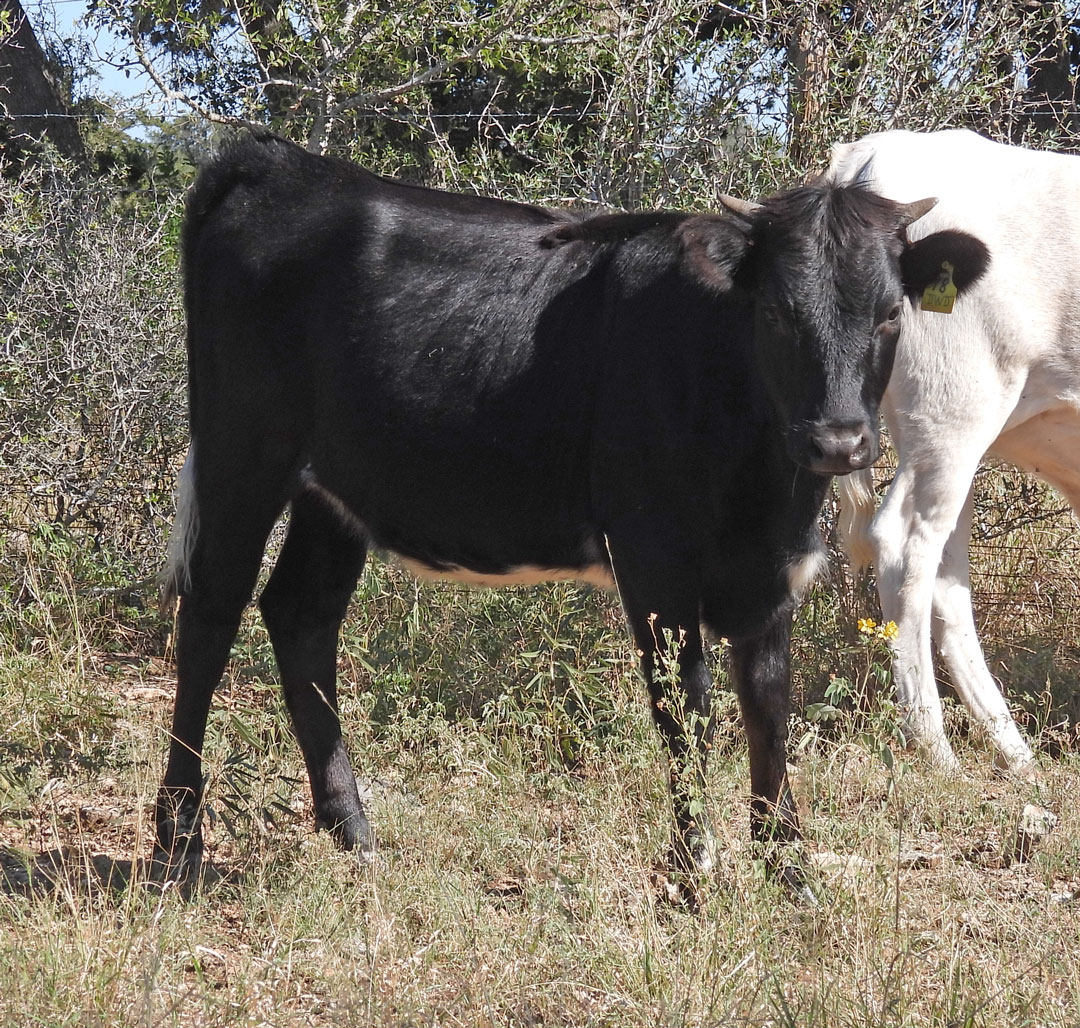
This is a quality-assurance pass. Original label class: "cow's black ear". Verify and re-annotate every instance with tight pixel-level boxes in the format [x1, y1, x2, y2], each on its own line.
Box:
[678, 215, 753, 292]
[901, 229, 991, 295]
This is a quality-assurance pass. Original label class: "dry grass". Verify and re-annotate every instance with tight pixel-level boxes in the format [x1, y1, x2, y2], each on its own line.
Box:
[2, 558, 1079, 1027]
[968, 464, 1080, 737]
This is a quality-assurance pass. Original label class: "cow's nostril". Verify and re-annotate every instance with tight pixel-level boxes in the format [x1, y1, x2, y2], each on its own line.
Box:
[802, 423, 874, 473]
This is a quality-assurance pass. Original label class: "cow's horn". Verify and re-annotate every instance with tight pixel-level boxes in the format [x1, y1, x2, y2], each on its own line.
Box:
[897, 196, 938, 225]
[719, 194, 764, 218]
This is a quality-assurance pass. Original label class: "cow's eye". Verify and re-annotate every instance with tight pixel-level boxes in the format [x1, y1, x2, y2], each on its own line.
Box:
[761, 306, 784, 328]
[886, 303, 902, 323]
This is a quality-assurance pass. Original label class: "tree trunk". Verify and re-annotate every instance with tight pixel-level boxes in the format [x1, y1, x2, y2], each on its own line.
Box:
[0, 0, 86, 165]
[788, 4, 833, 168]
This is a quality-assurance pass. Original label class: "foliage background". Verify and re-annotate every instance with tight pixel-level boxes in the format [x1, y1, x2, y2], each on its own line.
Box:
[5, 0, 1080, 705]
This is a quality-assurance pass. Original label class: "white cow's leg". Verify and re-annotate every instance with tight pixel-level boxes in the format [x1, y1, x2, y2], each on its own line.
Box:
[873, 316, 1026, 770]
[930, 489, 1035, 772]
[871, 454, 993, 771]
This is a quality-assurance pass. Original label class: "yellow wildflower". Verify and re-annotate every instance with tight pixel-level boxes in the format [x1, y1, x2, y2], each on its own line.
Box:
[857, 617, 877, 635]
[876, 620, 899, 640]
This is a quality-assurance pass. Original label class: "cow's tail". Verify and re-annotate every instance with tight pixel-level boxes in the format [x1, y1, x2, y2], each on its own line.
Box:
[160, 443, 199, 616]
[159, 138, 234, 618]
[837, 467, 877, 573]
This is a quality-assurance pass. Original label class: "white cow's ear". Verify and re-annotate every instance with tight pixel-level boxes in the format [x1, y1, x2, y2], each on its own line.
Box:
[901, 229, 991, 295]
[897, 197, 938, 226]
[677, 215, 753, 293]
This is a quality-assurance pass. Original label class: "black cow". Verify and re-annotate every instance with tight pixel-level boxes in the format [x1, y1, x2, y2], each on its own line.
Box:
[155, 131, 989, 885]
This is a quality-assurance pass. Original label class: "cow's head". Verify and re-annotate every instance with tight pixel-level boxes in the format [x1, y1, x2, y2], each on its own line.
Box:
[679, 185, 990, 475]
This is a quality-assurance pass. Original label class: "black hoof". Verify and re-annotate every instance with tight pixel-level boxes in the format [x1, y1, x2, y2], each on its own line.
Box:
[652, 826, 719, 910]
[651, 867, 704, 910]
[321, 806, 376, 862]
[153, 787, 204, 887]
[149, 832, 203, 890]
[749, 827, 821, 905]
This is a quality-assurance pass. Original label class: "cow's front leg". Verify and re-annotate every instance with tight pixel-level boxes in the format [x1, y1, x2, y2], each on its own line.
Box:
[729, 602, 804, 885]
[606, 536, 714, 874]
[640, 618, 716, 874]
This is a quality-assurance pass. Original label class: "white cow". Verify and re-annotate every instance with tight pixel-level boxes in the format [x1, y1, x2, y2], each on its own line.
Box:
[827, 129, 1080, 774]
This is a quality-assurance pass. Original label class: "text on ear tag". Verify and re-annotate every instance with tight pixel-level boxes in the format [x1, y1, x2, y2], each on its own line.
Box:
[921, 260, 957, 314]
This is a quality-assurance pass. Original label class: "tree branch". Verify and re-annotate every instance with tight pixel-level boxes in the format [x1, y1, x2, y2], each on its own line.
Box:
[129, 20, 257, 129]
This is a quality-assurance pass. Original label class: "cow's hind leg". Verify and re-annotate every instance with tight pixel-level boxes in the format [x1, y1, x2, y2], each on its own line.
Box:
[984, 411, 1080, 771]
[258, 490, 372, 856]
[155, 459, 291, 882]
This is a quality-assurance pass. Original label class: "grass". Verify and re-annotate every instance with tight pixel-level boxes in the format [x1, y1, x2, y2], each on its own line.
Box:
[968, 465, 1080, 740]
[2, 554, 1079, 1027]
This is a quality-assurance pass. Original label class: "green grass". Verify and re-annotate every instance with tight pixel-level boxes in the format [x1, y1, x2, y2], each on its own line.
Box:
[2, 558, 1079, 1027]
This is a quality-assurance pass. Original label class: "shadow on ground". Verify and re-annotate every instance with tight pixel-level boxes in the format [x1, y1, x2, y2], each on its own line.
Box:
[0, 845, 236, 898]
[1, 845, 134, 896]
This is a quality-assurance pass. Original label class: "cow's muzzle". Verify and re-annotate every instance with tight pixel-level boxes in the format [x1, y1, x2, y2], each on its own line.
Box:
[794, 420, 877, 475]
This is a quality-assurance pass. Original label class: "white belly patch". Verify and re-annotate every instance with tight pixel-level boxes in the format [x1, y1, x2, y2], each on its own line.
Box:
[399, 558, 616, 590]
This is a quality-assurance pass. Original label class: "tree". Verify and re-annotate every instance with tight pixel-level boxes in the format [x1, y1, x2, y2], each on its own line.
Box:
[94, 0, 761, 206]
[0, 0, 87, 166]
[697, 1, 1080, 172]
[1014, 0, 1079, 137]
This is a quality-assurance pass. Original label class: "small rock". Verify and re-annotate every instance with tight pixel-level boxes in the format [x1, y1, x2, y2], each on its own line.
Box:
[1019, 803, 1058, 835]
[483, 874, 525, 898]
[809, 850, 874, 885]
[78, 804, 120, 827]
[1014, 803, 1057, 864]
[895, 848, 944, 869]
[355, 777, 377, 805]
[125, 686, 172, 702]
[649, 868, 702, 910]
[355, 775, 412, 806]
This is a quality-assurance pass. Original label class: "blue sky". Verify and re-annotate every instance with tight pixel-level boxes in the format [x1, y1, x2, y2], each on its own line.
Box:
[27, 0, 158, 108]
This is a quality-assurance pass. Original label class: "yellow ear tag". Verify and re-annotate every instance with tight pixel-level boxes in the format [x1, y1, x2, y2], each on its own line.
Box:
[921, 260, 957, 314]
